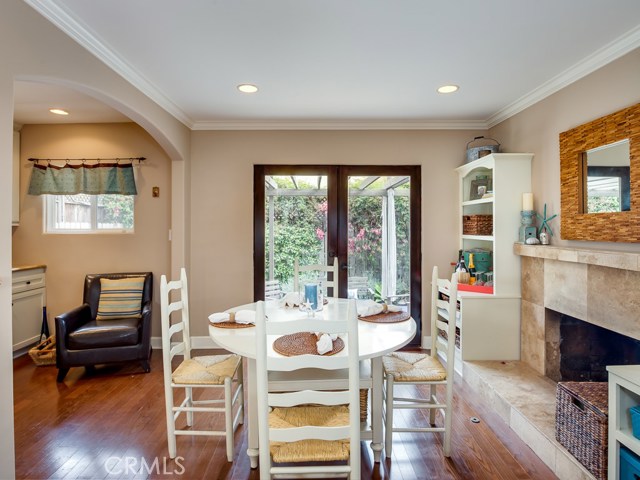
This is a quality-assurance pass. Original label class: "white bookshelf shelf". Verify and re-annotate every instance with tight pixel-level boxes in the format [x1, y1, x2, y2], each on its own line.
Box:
[451, 153, 533, 375]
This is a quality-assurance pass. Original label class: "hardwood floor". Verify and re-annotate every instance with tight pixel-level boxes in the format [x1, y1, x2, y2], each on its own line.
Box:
[13, 351, 557, 479]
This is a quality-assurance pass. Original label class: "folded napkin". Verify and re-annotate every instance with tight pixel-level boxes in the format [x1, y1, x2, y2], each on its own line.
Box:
[316, 333, 338, 355]
[208, 309, 256, 324]
[234, 310, 256, 324]
[279, 291, 302, 308]
[208, 312, 230, 323]
[356, 299, 402, 317]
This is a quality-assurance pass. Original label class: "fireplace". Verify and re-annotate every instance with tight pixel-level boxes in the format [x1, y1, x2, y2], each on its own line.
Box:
[550, 313, 640, 382]
[489, 244, 640, 480]
[515, 244, 640, 380]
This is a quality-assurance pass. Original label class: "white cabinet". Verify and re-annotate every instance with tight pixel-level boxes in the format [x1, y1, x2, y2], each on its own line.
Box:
[437, 287, 522, 376]
[607, 365, 640, 480]
[12, 266, 47, 351]
[12, 130, 20, 226]
[449, 154, 532, 375]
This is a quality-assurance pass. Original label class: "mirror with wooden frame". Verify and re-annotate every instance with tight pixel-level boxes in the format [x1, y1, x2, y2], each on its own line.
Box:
[560, 102, 640, 242]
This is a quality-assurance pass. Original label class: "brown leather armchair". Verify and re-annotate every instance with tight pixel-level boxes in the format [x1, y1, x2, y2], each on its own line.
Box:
[55, 272, 153, 382]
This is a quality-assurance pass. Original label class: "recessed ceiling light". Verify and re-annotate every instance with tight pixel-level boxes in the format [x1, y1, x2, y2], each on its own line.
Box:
[237, 84, 258, 94]
[49, 108, 69, 115]
[437, 85, 459, 94]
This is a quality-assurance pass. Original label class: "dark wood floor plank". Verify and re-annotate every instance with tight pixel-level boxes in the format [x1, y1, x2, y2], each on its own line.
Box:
[13, 352, 557, 479]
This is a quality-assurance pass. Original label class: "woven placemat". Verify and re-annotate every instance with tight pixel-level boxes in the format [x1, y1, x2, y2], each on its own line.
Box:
[273, 332, 344, 356]
[358, 311, 410, 323]
[209, 321, 254, 329]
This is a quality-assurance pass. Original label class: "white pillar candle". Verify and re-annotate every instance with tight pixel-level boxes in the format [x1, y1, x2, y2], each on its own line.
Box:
[522, 192, 534, 211]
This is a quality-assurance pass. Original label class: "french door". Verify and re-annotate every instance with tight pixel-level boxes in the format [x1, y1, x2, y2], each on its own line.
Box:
[254, 165, 421, 341]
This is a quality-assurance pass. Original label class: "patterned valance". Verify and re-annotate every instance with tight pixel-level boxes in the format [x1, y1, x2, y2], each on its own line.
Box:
[28, 162, 137, 196]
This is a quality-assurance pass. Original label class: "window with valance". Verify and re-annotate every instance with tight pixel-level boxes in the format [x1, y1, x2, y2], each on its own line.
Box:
[28, 161, 137, 196]
[27, 160, 140, 233]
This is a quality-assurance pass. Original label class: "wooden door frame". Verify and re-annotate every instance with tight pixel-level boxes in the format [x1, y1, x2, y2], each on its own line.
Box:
[336, 166, 421, 341]
[254, 165, 338, 301]
[254, 165, 422, 341]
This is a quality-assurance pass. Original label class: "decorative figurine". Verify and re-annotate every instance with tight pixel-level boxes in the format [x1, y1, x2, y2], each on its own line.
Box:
[539, 229, 550, 245]
[537, 203, 557, 245]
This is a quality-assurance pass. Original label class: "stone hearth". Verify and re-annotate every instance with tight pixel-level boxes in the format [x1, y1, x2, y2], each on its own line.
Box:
[458, 245, 640, 480]
[462, 360, 593, 479]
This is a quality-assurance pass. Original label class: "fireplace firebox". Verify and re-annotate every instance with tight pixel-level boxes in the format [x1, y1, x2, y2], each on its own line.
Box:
[558, 314, 640, 382]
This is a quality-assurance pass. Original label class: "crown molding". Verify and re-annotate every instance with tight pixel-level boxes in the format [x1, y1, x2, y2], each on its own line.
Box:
[22, 1, 640, 132]
[23, 0, 194, 128]
[487, 24, 640, 128]
[192, 119, 489, 131]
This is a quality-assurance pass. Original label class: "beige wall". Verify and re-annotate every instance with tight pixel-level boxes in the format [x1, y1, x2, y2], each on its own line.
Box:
[188, 129, 483, 338]
[0, 1, 189, 474]
[490, 48, 640, 252]
[12, 123, 172, 337]
[0, 74, 15, 478]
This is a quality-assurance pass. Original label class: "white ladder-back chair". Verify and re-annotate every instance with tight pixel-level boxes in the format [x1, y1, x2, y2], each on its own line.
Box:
[294, 257, 339, 298]
[160, 268, 244, 461]
[255, 299, 361, 479]
[265, 279, 284, 300]
[382, 266, 458, 457]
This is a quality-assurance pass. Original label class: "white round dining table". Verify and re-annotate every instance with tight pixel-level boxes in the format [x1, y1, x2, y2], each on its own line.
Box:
[208, 297, 417, 467]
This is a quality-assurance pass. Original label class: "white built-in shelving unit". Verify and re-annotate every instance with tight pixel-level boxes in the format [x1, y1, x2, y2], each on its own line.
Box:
[443, 153, 533, 376]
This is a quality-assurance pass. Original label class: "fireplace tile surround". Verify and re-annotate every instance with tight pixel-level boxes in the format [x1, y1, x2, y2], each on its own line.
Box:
[515, 243, 640, 377]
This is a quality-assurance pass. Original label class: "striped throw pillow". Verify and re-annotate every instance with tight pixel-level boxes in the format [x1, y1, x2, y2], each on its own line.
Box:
[96, 277, 145, 320]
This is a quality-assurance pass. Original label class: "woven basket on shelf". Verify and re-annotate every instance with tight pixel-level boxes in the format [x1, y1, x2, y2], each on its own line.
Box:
[28, 336, 56, 366]
[359, 389, 368, 423]
[555, 381, 608, 480]
[462, 215, 493, 236]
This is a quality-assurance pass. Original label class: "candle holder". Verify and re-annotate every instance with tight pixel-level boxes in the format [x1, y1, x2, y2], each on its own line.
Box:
[519, 210, 537, 243]
[300, 300, 314, 318]
[300, 282, 323, 315]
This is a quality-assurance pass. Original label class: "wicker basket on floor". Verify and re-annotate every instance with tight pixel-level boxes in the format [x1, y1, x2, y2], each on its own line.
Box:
[555, 381, 608, 480]
[28, 336, 56, 366]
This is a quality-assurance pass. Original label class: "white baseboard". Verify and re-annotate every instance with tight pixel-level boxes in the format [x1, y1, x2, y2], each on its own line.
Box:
[151, 336, 219, 350]
[421, 336, 431, 350]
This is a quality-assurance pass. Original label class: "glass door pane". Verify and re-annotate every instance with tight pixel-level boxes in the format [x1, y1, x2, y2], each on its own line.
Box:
[346, 176, 411, 313]
[255, 164, 419, 344]
[264, 175, 328, 298]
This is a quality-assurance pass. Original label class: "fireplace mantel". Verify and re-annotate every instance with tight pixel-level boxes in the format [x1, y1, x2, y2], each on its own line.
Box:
[514, 242, 640, 376]
[514, 243, 640, 271]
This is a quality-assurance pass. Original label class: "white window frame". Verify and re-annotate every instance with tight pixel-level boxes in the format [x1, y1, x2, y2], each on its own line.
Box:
[44, 194, 135, 234]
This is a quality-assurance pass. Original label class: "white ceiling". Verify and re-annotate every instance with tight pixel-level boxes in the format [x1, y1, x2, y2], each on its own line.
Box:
[15, 0, 640, 129]
[13, 82, 130, 125]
